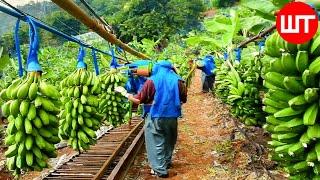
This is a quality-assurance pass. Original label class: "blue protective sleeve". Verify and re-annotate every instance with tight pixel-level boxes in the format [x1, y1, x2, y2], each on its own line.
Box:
[77, 46, 87, 69]
[26, 17, 41, 72]
[258, 40, 265, 53]
[235, 48, 241, 62]
[110, 47, 118, 68]
[92, 49, 100, 75]
[223, 52, 228, 61]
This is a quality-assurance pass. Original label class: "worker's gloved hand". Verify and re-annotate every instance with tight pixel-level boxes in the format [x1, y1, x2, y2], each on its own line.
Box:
[196, 61, 204, 68]
[115, 86, 129, 98]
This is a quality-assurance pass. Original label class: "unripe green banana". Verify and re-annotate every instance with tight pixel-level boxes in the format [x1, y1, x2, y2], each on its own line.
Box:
[59, 68, 102, 151]
[3, 72, 60, 173]
[98, 69, 129, 127]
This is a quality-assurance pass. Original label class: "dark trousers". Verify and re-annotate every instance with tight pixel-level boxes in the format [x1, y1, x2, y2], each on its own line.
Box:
[201, 73, 215, 92]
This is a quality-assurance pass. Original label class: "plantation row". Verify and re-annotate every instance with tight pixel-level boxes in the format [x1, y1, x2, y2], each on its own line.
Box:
[0, 64, 132, 174]
[0, 1, 319, 178]
[0, 37, 193, 176]
[213, 30, 320, 179]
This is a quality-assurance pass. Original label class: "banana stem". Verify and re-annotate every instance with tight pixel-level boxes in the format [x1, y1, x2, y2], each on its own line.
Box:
[185, 63, 197, 88]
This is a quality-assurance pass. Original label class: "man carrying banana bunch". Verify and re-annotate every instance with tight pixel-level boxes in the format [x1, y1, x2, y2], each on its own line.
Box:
[115, 60, 187, 178]
[196, 55, 216, 93]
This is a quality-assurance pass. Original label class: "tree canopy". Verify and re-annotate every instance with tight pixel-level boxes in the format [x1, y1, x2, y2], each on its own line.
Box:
[0, 0, 206, 52]
[112, 0, 205, 42]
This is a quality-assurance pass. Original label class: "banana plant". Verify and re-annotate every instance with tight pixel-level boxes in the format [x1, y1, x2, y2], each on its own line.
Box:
[186, 8, 240, 52]
[214, 43, 265, 126]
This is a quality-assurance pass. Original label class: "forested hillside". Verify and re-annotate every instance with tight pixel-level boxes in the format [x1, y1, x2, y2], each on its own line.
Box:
[0, 1, 57, 35]
[0, 0, 206, 52]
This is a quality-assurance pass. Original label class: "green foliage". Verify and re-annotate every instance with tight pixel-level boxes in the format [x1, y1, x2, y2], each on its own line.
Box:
[240, 0, 277, 21]
[214, 45, 265, 126]
[90, 0, 128, 17]
[186, 6, 271, 126]
[42, 11, 87, 45]
[185, 5, 272, 55]
[186, 9, 241, 53]
[212, 0, 237, 8]
[114, 0, 205, 42]
[0, 23, 29, 53]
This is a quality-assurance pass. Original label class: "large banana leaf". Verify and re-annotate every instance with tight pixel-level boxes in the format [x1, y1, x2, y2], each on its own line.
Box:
[271, 0, 291, 8]
[240, 16, 273, 34]
[185, 35, 221, 49]
[204, 18, 231, 33]
[186, 9, 240, 51]
[240, 0, 277, 21]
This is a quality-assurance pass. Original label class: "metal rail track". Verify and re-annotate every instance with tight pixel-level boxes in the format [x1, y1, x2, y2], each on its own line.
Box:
[44, 117, 144, 180]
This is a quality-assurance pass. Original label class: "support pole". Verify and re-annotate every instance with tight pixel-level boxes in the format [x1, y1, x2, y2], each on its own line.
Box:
[51, 0, 150, 59]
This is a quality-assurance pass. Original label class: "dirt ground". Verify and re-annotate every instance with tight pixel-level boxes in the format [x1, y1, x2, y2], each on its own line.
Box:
[126, 70, 286, 180]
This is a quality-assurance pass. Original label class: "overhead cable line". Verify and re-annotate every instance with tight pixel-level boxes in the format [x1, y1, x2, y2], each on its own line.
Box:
[51, 0, 150, 59]
[51, 13, 83, 35]
[0, 0, 126, 61]
[78, 0, 114, 33]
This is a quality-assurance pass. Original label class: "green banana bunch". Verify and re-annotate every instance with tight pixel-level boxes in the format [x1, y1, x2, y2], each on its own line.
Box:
[59, 68, 103, 151]
[215, 56, 264, 126]
[215, 59, 232, 102]
[228, 58, 264, 126]
[0, 72, 60, 174]
[98, 68, 130, 127]
[263, 31, 320, 179]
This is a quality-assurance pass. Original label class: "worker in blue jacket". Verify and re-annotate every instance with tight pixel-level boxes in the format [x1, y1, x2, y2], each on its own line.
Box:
[196, 55, 216, 93]
[125, 60, 151, 118]
[115, 60, 187, 178]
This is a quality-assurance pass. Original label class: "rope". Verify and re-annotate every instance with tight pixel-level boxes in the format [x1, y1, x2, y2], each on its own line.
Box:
[51, 0, 149, 59]
[0, 0, 25, 16]
[50, 13, 82, 36]
[14, 19, 23, 77]
[78, 0, 113, 33]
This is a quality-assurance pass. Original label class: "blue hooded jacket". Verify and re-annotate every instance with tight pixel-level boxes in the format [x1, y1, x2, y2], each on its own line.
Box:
[125, 76, 147, 94]
[125, 60, 150, 93]
[201, 55, 216, 76]
[149, 60, 182, 118]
